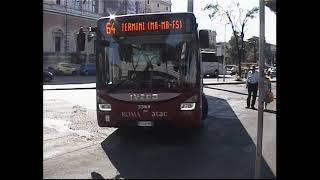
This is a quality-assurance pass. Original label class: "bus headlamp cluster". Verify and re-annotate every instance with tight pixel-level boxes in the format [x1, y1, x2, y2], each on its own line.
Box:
[180, 103, 196, 111]
[97, 96, 111, 111]
[180, 95, 198, 110]
[99, 104, 112, 111]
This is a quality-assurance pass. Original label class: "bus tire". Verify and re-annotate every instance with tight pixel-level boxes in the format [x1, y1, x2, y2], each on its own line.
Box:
[195, 95, 208, 134]
[195, 95, 209, 135]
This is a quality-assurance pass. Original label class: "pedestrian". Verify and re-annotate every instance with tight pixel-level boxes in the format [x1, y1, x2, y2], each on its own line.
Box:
[263, 71, 273, 110]
[246, 65, 259, 109]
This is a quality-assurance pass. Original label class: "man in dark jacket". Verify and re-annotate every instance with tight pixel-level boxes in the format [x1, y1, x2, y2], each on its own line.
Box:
[246, 65, 259, 109]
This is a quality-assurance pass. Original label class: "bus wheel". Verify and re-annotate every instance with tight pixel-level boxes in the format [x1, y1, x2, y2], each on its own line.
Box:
[194, 95, 208, 134]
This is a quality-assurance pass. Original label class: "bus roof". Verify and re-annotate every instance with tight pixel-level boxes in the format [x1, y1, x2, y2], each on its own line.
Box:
[98, 12, 195, 20]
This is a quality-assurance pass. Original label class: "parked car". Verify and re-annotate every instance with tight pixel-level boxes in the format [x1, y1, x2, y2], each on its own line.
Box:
[227, 65, 239, 75]
[43, 70, 54, 82]
[79, 63, 96, 76]
[55, 62, 77, 76]
[226, 65, 237, 75]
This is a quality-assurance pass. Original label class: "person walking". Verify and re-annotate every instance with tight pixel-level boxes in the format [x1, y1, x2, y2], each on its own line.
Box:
[246, 65, 259, 109]
[263, 71, 273, 110]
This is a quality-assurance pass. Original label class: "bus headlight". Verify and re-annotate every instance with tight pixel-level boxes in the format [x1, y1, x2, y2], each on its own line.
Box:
[180, 103, 196, 111]
[99, 104, 112, 111]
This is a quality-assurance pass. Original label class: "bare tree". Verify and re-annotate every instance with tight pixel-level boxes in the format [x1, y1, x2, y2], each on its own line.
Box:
[204, 1, 258, 78]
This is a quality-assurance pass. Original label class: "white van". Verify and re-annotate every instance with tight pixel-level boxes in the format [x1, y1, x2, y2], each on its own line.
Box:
[201, 51, 225, 77]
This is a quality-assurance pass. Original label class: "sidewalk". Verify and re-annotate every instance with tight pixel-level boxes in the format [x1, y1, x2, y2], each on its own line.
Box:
[43, 83, 96, 90]
[203, 76, 276, 85]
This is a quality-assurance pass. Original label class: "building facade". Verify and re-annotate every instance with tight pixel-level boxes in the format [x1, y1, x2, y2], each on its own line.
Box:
[137, 0, 171, 13]
[43, 0, 172, 68]
[43, 0, 106, 68]
[208, 30, 217, 48]
[200, 29, 216, 51]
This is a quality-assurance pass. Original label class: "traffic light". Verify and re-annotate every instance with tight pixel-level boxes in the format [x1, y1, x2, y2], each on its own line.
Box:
[76, 27, 85, 52]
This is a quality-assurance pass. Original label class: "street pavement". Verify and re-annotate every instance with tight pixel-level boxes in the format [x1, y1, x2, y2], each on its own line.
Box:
[43, 82, 276, 179]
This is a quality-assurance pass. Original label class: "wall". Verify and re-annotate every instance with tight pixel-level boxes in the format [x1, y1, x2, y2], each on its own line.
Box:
[43, 11, 66, 53]
[43, 11, 97, 54]
[147, 0, 171, 13]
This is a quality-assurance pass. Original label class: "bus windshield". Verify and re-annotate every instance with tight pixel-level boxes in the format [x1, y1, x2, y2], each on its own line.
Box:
[97, 34, 199, 93]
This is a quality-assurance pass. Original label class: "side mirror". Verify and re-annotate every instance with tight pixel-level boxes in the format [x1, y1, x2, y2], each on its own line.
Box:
[76, 27, 86, 52]
[199, 30, 209, 49]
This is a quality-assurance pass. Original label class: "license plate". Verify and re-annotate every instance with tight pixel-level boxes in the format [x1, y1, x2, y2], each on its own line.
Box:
[137, 121, 153, 127]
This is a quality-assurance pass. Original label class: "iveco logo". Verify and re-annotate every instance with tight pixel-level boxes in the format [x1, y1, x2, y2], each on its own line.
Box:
[129, 93, 158, 101]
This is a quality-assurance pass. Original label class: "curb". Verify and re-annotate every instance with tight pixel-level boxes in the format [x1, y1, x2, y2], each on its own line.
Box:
[204, 80, 276, 85]
[43, 87, 96, 90]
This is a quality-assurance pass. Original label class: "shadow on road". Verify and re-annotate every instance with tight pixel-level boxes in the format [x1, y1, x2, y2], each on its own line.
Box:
[91, 172, 105, 179]
[264, 109, 277, 114]
[100, 95, 276, 179]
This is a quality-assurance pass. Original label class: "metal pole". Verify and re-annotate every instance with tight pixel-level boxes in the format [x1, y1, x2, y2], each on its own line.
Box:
[217, 62, 219, 81]
[65, 0, 68, 56]
[187, 0, 193, 12]
[255, 0, 265, 179]
[223, 23, 226, 82]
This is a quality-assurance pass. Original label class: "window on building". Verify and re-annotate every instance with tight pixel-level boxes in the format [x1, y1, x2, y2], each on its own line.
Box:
[166, 7, 168, 11]
[56, 0, 60, 5]
[157, 3, 159, 8]
[74, 0, 82, 10]
[147, 0, 149, 4]
[83, 0, 89, 11]
[55, 37, 61, 53]
[92, 0, 98, 13]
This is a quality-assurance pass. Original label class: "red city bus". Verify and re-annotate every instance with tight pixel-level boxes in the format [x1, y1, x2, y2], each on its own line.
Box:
[93, 12, 209, 128]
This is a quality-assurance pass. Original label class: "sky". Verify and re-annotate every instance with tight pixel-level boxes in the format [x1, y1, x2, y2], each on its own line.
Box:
[171, 0, 276, 45]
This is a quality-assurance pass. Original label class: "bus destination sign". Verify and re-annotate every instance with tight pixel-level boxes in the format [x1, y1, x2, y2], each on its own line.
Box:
[104, 19, 185, 36]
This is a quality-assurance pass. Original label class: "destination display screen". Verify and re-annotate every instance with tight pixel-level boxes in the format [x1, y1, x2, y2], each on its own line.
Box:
[98, 13, 195, 36]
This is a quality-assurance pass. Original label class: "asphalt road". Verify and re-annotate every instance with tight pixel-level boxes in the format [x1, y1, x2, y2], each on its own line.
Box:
[43, 85, 276, 179]
[44, 75, 96, 85]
